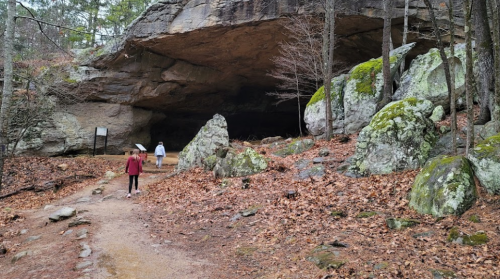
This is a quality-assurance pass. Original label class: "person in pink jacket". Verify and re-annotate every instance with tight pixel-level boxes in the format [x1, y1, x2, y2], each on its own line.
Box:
[125, 149, 143, 198]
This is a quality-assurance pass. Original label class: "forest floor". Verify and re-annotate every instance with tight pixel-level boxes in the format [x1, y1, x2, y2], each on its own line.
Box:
[1, 111, 500, 279]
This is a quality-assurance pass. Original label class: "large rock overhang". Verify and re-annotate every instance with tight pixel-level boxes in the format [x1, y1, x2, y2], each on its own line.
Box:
[72, 0, 462, 150]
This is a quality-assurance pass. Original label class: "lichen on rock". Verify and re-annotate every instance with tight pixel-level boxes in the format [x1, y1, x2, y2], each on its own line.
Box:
[213, 148, 268, 178]
[349, 97, 438, 176]
[409, 155, 477, 217]
[467, 133, 500, 194]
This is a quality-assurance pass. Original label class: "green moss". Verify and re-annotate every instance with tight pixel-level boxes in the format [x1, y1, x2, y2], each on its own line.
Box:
[469, 214, 481, 223]
[447, 226, 460, 242]
[370, 97, 420, 131]
[306, 251, 346, 269]
[349, 56, 397, 96]
[356, 211, 377, 218]
[307, 86, 326, 107]
[463, 232, 489, 246]
[330, 211, 347, 217]
[472, 134, 500, 159]
[386, 218, 421, 230]
[430, 268, 457, 278]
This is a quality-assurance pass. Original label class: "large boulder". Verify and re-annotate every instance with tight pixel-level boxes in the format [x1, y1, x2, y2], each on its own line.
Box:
[304, 75, 347, 138]
[409, 155, 477, 217]
[393, 44, 467, 110]
[342, 43, 416, 134]
[467, 133, 500, 194]
[212, 147, 268, 178]
[349, 98, 438, 176]
[12, 103, 152, 156]
[177, 114, 230, 171]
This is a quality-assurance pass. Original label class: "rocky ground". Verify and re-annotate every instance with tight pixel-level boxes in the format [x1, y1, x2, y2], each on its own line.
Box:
[0, 111, 499, 278]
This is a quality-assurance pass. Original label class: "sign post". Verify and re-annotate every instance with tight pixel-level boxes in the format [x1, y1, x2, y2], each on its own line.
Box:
[93, 127, 108, 156]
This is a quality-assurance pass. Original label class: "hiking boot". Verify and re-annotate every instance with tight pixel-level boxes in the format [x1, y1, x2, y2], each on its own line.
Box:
[127, 193, 131, 198]
[135, 190, 141, 194]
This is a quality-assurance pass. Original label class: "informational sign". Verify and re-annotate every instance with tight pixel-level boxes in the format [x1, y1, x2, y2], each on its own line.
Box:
[96, 127, 108, 136]
[135, 144, 147, 151]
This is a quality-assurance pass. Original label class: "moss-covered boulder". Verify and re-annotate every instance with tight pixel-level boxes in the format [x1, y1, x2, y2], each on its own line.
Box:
[306, 245, 346, 270]
[393, 44, 468, 111]
[349, 98, 438, 176]
[467, 133, 500, 194]
[385, 218, 420, 230]
[177, 114, 229, 171]
[273, 139, 314, 157]
[304, 74, 347, 138]
[343, 42, 415, 134]
[409, 155, 477, 217]
[213, 148, 268, 177]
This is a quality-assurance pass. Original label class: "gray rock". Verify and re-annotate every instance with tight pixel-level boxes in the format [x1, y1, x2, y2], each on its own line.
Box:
[261, 136, 283, 145]
[79, 243, 92, 258]
[77, 229, 89, 238]
[428, 133, 466, 158]
[318, 148, 330, 157]
[393, 44, 468, 111]
[304, 75, 348, 137]
[350, 98, 438, 176]
[63, 230, 73, 236]
[312, 157, 324, 164]
[274, 139, 314, 157]
[241, 207, 259, 217]
[49, 207, 76, 222]
[24, 235, 41, 243]
[69, 217, 91, 227]
[467, 133, 500, 194]
[177, 114, 229, 171]
[76, 197, 92, 203]
[213, 148, 267, 178]
[429, 105, 445, 122]
[478, 121, 500, 141]
[20, 229, 28, 235]
[12, 250, 32, 263]
[294, 159, 311, 170]
[298, 165, 325, 180]
[342, 43, 416, 134]
[75, 261, 93, 270]
[385, 218, 420, 230]
[409, 155, 477, 217]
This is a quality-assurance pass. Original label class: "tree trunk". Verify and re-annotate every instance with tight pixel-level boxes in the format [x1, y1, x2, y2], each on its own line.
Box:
[400, 0, 409, 74]
[464, 0, 474, 155]
[378, 0, 393, 111]
[448, 1, 457, 155]
[473, 0, 494, 124]
[423, 0, 453, 107]
[0, 0, 16, 191]
[322, 0, 335, 140]
[490, 0, 500, 130]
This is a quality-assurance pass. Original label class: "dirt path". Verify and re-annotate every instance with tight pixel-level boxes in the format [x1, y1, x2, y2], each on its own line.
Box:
[0, 171, 213, 279]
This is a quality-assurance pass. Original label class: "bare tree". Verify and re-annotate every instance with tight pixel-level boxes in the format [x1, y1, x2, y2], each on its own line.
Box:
[0, 0, 16, 190]
[322, 0, 335, 140]
[491, 0, 500, 130]
[378, 0, 393, 111]
[448, 1, 457, 155]
[267, 15, 323, 136]
[473, 0, 495, 124]
[464, 0, 474, 154]
[400, 0, 409, 74]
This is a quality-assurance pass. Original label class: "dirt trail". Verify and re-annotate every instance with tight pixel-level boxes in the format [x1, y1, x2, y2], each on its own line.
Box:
[0, 169, 213, 279]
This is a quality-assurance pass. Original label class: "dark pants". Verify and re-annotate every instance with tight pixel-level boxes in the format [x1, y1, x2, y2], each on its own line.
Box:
[128, 175, 139, 193]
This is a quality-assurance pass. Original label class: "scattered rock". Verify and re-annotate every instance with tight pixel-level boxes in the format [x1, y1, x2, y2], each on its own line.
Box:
[297, 165, 325, 180]
[0, 244, 6, 255]
[306, 245, 346, 270]
[295, 159, 311, 170]
[412, 231, 435, 239]
[69, 217, 91, 227]
[284, 190, 298, 199]
[20, 229, 28, 235]
[430, 105, 445, 122]
[213, 148, 268, 178]
[356, 211, 377, 218]
[24, 235, 41, 243]
[447, 227, 489, 245]
[312, 157, 324, 164]
[429, 268, 457, 279]
[374, 261, 389, 270]
[105, 171, 117, 179]
[261, 136, 283, 145]
[318, 148, 330, 157]
[12, 250, 32, 263]
[241, 207, 259, 217]
[274, 139, 314, 157]
[386, 218, 420, 230]
[92, 186, 104, 195]
[63, 230, 73, 236]
[49, 207, 76, 222]
[79, 243, 92, 258]
[75, 261, 93, 270]
[467, 133, 500, 194]
[77, 197, 92, 203]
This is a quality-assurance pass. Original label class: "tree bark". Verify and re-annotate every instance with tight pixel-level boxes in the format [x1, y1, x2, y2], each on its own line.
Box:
[0, 0, 16, 191]
[473, 0, 495, 124]
[400, 0, 409, 74]
[322, 0, 335, 140]
[448, 1, 457, 155]
[490, 0, 500, 130]
[464, 0, 475, 155]
[378, 0, 393, 111]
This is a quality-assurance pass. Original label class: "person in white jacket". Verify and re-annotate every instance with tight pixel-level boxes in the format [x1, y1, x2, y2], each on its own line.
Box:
[154, 142, 166, 169]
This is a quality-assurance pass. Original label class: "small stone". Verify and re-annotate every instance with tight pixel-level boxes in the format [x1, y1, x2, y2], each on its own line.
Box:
[24, 235, 41, 243]
[76, 197, 92, 203]
[12, 250, 32, 263]
[20, 229, 28, 235]
[69, 217, 91, 227]
[241, 207, 258, 217]
[49, 207, 76, 222]
[102, 195, 114, 201]
[63, 230, 74, 236]
[318, 148, 330, 157]
[75, 261, 92, 270]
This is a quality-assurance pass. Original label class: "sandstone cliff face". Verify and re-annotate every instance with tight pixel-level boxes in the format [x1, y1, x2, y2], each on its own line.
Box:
[46, 0, 463, 154]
